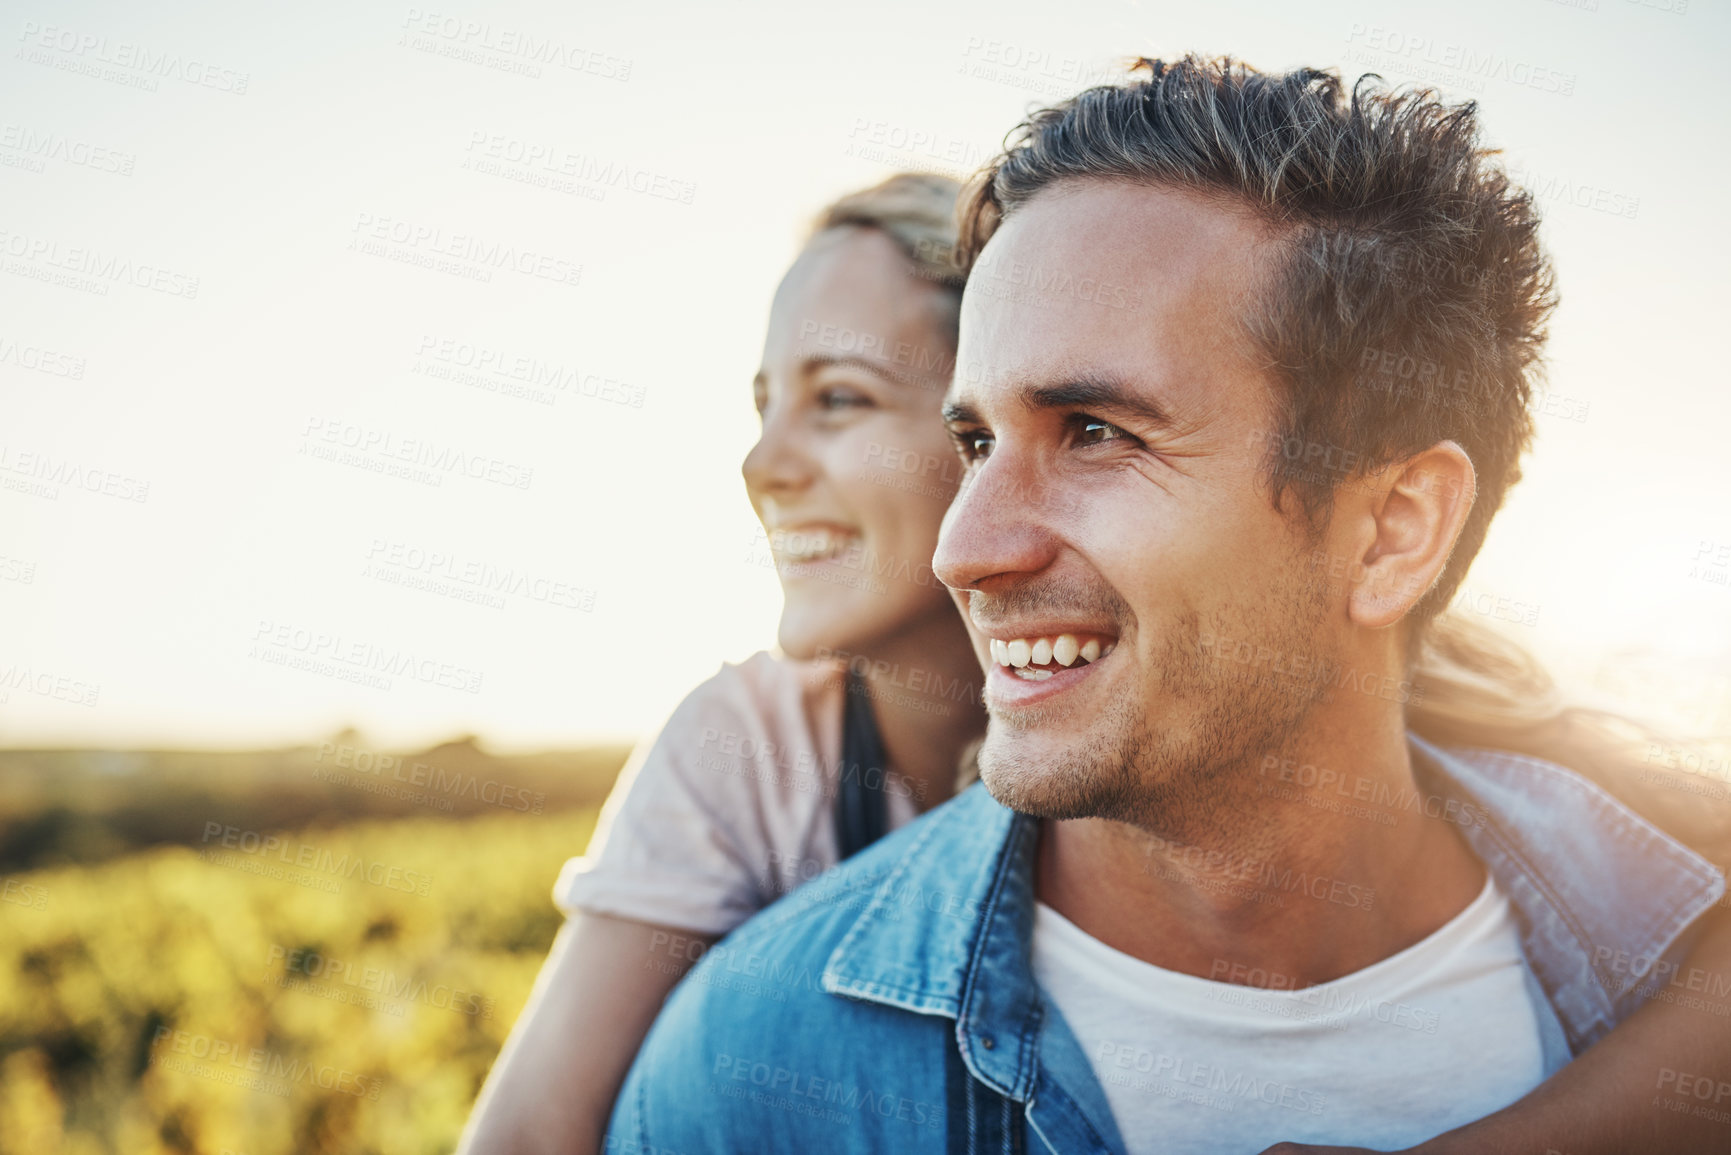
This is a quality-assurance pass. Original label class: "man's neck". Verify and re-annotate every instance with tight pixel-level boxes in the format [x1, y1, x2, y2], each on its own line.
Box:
[1035, 715, 1486, 988]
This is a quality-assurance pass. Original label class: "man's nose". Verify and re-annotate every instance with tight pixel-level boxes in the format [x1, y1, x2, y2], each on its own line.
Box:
[933, 452, 1060, 592]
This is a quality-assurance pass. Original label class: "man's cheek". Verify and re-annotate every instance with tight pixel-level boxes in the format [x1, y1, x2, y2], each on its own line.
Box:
[959, 606, 993, 670]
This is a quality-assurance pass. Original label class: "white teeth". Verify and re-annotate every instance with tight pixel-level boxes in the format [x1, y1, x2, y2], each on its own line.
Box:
[772, 528, 850, 561]
[1014, 667, 1054, 681]
[989, 633, 1116, 669]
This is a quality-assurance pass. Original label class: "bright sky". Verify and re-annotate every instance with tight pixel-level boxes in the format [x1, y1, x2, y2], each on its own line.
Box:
[3, 0, 1727, 750]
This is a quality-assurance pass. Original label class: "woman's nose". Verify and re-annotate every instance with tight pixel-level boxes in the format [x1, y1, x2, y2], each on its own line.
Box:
[741, 398, 818, 499]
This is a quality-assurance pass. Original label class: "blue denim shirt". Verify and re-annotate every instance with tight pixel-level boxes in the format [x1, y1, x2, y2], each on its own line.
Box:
[606, 735, 1725, 1154]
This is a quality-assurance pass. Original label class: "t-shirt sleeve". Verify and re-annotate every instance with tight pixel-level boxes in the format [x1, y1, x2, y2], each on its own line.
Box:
[552, 659, 801, 937]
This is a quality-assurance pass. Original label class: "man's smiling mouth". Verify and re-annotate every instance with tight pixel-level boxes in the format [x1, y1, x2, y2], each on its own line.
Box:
[988, 632, 1118, 681]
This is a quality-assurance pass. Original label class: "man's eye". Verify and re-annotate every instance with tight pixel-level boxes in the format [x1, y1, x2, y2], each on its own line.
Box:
[1077, 417, 1129, 445]
[950, 428, 994, 463]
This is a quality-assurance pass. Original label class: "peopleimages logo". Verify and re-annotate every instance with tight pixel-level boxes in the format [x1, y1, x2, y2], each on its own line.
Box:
[967, 249, 1131, 309]
[0, 660, 100, 707]
[414, 336, 646, 408]
[0, 443, 148, 503]
[1, 878, 49, 910]
[268, 944, 493, 1018]
[0, 123, 135, 175]
[1094, 1042, 1328, 1115]
[1258, 754, 1487, 829]
[150, 1028, 381, 1099]
[363, 538, 594, 612]
[1141, 828, 1377, 911]
[0, 227, 200, 298]
[711, 1053, 942, 1129]
[0, 334, 86, 378]
[348, 212, 582, 288]
[463, 132, 694, 204]
[250, 618, 485, 695]
[300, 418, 534, 491]
[313, 740, 547, 813]
[1197, 629, 1422, 707]
[398, 8, 632, 80]
[200, 822, 434, 896]
[1343, 23, 1577, 95]
[16, 21, 251, 94]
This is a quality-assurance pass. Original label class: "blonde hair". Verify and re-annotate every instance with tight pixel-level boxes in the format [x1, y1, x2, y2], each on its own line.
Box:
[808, 173, 966, 294]
[1410, 613, 1731, 870]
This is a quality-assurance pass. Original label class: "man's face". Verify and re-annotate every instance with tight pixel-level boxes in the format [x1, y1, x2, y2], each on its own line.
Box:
[934, 180, 1339, 834]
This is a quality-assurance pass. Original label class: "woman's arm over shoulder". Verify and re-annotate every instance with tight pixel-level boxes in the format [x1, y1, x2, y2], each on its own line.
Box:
[1259, 910, 1731, 1155]
[1262, 744, 1731, 1155]
[1417, 904, 1731, 1154]
[1263, 752, 1731, 1155]
[1411, 747, 1731, 1155]
[457, 913, 715, 1155]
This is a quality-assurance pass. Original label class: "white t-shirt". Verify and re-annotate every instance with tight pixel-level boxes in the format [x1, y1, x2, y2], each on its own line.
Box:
[1031, 876, 1547, 1154]
[554, 651, 923, 935]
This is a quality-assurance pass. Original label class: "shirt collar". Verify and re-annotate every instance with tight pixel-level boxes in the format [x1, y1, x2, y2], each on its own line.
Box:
[1410, 733, 1725, 1048]
[821, 780, 1041, 1096]
[822, 735, 1727, 1067]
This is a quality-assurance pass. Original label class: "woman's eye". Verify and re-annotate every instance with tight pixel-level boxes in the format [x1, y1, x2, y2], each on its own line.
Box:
[818, 387, 871, 411]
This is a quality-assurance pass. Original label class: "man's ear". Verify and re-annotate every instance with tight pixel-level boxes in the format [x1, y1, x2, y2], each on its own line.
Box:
[1344, 441, 1476, 630]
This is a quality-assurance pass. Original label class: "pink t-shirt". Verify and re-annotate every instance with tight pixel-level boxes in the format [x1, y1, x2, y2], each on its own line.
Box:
[553, 651, 923, 936]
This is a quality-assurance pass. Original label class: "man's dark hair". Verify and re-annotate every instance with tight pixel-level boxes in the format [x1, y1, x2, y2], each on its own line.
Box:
[957, 54, 1558, 630]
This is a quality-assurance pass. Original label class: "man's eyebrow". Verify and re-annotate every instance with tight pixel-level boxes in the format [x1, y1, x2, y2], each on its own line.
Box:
[1022, 373, 1181, 430]
[941, 373, 1182, 430]
[941, 399, 981, 425]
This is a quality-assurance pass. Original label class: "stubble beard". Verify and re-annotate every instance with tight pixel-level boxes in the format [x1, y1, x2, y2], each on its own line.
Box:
[978, 571, 1335, 843]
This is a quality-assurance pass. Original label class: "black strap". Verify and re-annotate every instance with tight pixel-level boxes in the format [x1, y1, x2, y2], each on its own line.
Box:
[833, 669, 890, 860]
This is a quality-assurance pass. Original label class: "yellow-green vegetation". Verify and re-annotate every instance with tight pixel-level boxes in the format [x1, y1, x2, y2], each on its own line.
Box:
[0, 806, 599, 1155]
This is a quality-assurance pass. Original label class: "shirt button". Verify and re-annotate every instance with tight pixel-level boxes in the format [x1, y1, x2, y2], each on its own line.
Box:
[980, 1035, 995, 1050]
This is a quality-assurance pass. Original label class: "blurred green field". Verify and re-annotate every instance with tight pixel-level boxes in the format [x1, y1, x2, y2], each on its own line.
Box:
[0, 738, 629, 874]
[0, 761, 611, 1154]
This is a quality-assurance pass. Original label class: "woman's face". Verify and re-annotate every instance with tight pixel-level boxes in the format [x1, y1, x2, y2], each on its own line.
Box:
[743, 226, 962, 661]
